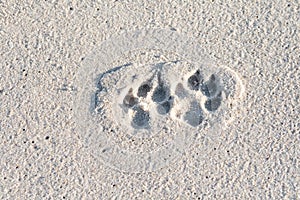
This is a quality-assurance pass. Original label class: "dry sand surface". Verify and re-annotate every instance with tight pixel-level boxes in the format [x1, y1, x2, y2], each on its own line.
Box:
[0, 1, 299, 199]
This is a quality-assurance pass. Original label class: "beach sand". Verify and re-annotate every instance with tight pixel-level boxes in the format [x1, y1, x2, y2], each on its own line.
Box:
[0, 1, 299, 199]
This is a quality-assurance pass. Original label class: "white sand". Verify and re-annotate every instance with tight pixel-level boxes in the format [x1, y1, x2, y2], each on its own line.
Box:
[0, 1, 299, 199]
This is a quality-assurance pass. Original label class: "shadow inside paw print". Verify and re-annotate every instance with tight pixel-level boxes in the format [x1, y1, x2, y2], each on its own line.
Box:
[137, 83, 151, 98]
[187, 70, 203, 91]
[175, 83, 187, 98]
[184, 101, 204, 127]
[157, 96, 173, 115]
[201, 74, 219, 98]
[152, 71, 170, 103]
[200, 74, 222, 112]
[123, 88, 138, 108]
[152, 74, 174, 115]
[204, 92, 222, 112]
[131, 106, 150, 128]
[152, 84, 169, 103]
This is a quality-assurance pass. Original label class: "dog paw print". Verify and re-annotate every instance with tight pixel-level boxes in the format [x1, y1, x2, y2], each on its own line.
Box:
[121, 68, 226, 129]
[172, 70, 225, 127]
[75, 29, 246, 173]
[121, 71, 174, 130]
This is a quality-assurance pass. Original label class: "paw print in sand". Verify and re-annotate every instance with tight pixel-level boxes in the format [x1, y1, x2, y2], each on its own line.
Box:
[121, 71, 174, 130]
[75, 29, 245, 173]
[172, 69, 225, 127]
[118, 63, 228, 131]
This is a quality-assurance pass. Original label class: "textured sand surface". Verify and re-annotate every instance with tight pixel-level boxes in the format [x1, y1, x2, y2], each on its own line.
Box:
[0, 1, 299, 199]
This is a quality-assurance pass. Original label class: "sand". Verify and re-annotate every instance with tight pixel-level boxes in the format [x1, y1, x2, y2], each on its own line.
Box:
[0, 1, 299, 199]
